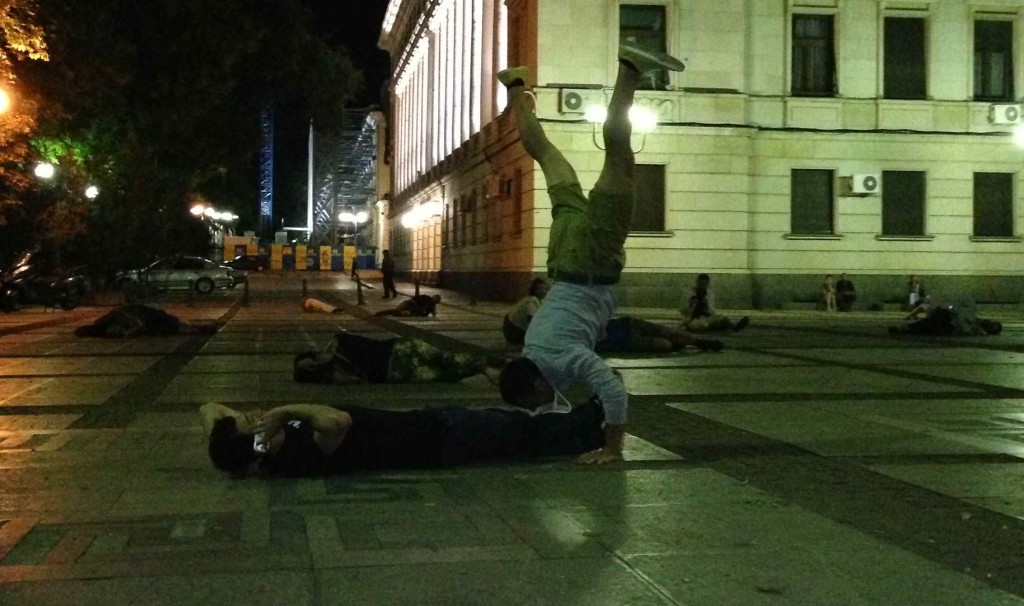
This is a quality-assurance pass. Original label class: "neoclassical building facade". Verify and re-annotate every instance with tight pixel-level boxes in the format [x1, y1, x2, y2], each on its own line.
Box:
[379, 0, 1024, 308]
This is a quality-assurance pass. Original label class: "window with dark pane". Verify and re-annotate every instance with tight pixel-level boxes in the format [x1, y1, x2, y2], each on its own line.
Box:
[882, 171, 926, 236]
[792, 15, 835, 96]
[790, 169, 834, 234]
[631, 164, 666, 232]
[884, 17, 926, 100]
[973, 173, 1014, 237]
[974, 21, 1014, 101]
[620, 4, 669, 90]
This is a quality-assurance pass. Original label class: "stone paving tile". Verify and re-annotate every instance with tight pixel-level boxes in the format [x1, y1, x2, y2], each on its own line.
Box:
[626, 550, 1024, 606]
[2, 376, 135, 407]
[670, 401, 1004, 457]
[315, 559, 669, 605]
[889, 364, 1024, 391]
[783, 347, 1024, 366]
[605, 350, 814, 368]
[623, 366, 973, 396]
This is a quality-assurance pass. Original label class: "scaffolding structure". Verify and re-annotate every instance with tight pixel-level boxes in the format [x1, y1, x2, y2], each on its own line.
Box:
[309, 110, 378, 247]
[258, 104, 274, 234]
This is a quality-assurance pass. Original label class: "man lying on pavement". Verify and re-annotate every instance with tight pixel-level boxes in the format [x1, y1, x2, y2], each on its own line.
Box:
[199, 401, 605, 476]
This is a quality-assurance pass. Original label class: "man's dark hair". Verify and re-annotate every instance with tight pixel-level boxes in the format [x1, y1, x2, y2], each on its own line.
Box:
[528, 278, 548, 297]
[208, 417, 257, 474]
[499, 357, 544, 404]
[697, 273, 710, 282]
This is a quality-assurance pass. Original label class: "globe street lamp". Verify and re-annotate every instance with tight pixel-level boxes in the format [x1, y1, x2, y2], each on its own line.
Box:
[34, 162, 55, 179]
[0, 88, 11, 114]
[85, 185, 99, 199]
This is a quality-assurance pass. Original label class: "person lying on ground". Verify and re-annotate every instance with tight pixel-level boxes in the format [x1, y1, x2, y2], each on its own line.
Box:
[374, 294, 441, 318]
[294, 330, 500, 384]
[303, 298, 343, 314]
[683, 273, 749, 333]
[889, 301, 1002, 336]
[74, 304, 218, 337]
[200, 400, 606, 476]
[503, 278, 550, 345]
[596, 317, 723, 353]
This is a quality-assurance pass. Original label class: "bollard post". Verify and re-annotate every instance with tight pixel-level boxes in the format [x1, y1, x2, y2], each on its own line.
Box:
[357, 278, 365, 305]
[187, 279, 195, 307]
[415, 281, 420, 297]
[243, 278, 250, 306]
[302, 279, 308, 298]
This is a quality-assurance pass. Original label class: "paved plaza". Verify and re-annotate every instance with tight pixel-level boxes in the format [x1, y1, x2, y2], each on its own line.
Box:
[4, 274, 1024, 604]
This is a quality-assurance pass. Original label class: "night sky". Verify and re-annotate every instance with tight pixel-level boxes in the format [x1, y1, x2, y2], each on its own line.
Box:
[307, 0, 391, 107]
[275, 1, 392, 228]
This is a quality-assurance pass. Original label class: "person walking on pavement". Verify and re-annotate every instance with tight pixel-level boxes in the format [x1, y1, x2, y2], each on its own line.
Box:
[497, 44, 686, 464]
[380, 249, 398, 299]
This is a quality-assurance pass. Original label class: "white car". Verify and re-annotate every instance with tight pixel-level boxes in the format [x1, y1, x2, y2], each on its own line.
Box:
[118, 256, 236, 294]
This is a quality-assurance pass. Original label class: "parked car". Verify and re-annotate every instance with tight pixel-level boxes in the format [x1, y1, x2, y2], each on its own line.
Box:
[0, 250, 87, 312]
[225, 254, 268, 273]
[117, 256, 236, 294]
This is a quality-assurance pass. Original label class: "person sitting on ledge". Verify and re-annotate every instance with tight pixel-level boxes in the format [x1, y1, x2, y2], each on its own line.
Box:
[835, 273, 856, 312]
[74, 304, 218, 337]
[294, 331, 499, 385]
[199, 400, 605, 476]
[374, 294, 441, 318]
[889, 300, 1002, 337]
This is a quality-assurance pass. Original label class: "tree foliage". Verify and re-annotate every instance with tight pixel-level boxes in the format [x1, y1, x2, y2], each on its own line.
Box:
[1, 0, 361, 275]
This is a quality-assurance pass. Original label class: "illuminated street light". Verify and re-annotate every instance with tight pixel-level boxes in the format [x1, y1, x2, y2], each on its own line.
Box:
[190, 204, 205, 216]
[355, 211, 369, 223]
[34, 162, 55, 179]
[85, 185, 99, 199]
[204, 207, 216, 218]
[0, 88, 11, 114]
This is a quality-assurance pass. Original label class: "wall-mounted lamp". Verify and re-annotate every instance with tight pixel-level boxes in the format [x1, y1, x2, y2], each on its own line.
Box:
[585, 105, 658, 153]
[400, 199, 443, 229]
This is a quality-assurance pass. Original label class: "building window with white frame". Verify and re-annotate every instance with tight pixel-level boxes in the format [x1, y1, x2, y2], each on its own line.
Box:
[973, 172, 1014, 238]
[620, 4, 669, 91]
[790, 169, 834, 235]
[791, 14, 835, 97]
[882, 171, 926, 236]
[884, 17, 926, 100]
[974, 20, 1015, 101]
[631, 164, 666, 232]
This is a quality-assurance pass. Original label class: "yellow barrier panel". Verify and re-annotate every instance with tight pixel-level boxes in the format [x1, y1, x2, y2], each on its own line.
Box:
[319, 246, 332, 271]
[270, 244, 283, 271]
[295, 245, 307, 271]
[246, 241, 257, 256]
[343, 245, 356, 274]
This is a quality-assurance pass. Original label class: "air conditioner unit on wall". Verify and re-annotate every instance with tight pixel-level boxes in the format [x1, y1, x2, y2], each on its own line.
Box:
[989, 104, 1022, 125]
[558, 88, 603, 115]
[839, 174, 880, 197]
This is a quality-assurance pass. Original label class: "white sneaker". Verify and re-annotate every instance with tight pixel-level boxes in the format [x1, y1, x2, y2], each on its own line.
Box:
[618, 44, 685, 76]
[497, 66, 529, 87]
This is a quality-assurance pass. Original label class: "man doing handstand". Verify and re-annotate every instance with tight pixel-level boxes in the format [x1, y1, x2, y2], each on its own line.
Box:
[497, 45, 685, 464]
